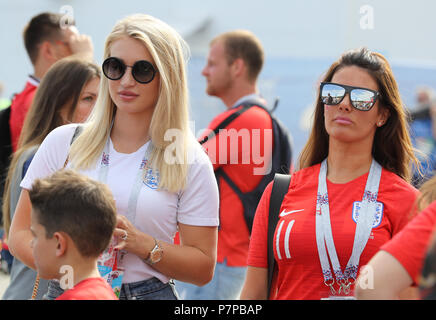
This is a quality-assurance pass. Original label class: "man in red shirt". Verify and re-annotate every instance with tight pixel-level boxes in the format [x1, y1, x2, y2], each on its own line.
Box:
[9, 12, 94, 152]
[176, 30, 274, 300]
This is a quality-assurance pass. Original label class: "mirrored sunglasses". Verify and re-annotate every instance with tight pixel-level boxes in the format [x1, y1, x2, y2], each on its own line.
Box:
[320, 82, 380, 111]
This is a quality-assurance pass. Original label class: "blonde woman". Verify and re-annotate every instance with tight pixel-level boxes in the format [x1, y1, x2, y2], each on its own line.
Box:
[8, 14, 219, 300]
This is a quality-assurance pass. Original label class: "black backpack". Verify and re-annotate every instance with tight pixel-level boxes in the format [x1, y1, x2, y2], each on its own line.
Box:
[199, 100, 293, 233]
[0, 105, 12, 227]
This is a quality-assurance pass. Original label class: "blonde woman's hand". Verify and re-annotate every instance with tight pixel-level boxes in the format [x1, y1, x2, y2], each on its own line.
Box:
[113, 214, 154, 259]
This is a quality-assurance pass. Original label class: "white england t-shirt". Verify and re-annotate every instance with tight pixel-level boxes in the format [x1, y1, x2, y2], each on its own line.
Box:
[21, 124, 219, 284]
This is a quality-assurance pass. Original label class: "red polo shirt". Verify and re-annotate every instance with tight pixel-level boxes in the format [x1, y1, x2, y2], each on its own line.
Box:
[9, 76, 39, 151]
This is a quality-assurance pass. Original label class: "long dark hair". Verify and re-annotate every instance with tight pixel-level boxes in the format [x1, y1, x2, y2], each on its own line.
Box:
[298, 47, 419, 182]
[2, 58, 100, 237]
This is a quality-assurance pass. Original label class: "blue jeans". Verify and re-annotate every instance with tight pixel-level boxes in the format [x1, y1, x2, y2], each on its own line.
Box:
[119, 278, 179, 300]
[44, 277, 179, 300]
[43, 280, 63, 300]
[175, 260, 247, 300]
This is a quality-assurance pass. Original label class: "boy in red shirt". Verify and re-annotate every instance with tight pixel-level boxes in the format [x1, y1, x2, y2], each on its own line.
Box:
[28, 170, 117, 300]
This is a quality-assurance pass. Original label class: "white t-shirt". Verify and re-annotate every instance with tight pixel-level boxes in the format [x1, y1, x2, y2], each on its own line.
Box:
[21, 124, 219, 284]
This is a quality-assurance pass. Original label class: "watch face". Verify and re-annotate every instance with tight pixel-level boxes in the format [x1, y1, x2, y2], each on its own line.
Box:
[150, 245, 162, 263]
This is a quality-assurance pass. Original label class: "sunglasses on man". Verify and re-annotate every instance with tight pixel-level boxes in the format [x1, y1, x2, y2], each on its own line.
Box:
[320, 82, 380, 111]
[102, 57, 157, 84]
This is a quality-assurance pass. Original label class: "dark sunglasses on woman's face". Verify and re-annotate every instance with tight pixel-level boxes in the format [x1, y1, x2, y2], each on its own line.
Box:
[320, 82, 380, 111]
[102, 57, 157, 84]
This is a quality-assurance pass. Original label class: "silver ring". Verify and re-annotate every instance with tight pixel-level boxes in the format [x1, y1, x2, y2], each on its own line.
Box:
[121, 230, 128, 241]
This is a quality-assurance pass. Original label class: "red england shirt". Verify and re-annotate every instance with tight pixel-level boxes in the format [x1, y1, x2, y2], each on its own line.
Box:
[247, 164, 419, 299]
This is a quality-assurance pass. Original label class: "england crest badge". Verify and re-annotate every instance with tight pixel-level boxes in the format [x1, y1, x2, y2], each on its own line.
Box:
[352, 201, 384, 228]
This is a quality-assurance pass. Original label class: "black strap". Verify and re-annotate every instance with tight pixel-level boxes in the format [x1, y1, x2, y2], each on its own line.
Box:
[71, 125, 83, 144]
[267, 173, 291, 298]
[63, 125, 83, 168]
[199, 104, 252, 145]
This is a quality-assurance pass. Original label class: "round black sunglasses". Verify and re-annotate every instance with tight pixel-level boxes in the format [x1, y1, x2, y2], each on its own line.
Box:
[102, 57, 157, 84]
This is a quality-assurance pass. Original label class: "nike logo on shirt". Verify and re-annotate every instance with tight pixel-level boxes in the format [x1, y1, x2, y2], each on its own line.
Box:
[280, 209, 304, 217]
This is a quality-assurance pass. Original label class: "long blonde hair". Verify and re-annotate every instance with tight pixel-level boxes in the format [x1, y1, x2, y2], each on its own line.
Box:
[68, 14, 193, 192]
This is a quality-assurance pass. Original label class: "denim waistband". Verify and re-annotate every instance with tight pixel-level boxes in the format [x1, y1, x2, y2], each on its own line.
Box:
[119, 277, 179, 300]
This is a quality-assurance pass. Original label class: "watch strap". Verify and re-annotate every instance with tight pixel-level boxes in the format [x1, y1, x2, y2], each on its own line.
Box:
[144, 238, 162, 265]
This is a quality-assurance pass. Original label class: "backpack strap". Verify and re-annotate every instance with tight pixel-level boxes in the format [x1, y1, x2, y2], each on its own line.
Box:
[199, 98, 274, 146]
[267, 173, 291, 298]
[199, 104, 252, 145]
[63, 125, 83, 168]
[0, 106, 12, 170]
[71, 125, 83, 144]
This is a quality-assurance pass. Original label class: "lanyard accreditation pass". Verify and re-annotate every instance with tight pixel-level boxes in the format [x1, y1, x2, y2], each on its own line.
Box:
[315, 158, 382, 297]
[97, 131, 153, 297]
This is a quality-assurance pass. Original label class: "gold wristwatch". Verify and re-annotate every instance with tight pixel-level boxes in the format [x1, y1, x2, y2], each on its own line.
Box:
[144, 238, 163, 265]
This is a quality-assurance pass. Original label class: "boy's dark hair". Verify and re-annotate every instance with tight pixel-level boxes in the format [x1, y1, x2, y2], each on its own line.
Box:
[23, 12, 75, 64]
[29, 170, 116, 258]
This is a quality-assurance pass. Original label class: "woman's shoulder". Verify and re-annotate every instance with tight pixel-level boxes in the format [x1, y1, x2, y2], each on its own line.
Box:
[380, 168, 419, 203]
[32, 123, 83, 164]
[187, 138, 213, 166]
[289, 163, 321, 188]
[381, 168, 418, 193]
[19, 124, 82, 191]
[45, 123, 81, 142]
[176, 138, 215, 187]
